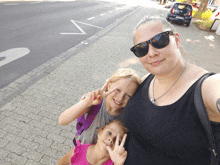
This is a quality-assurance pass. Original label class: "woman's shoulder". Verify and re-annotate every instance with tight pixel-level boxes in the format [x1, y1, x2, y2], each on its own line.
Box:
[201, 73, 220, 122]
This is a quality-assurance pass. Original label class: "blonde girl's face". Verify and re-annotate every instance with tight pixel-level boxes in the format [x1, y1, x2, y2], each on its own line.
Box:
[97, 122, 125, 151]
[105, 77, 138, 112]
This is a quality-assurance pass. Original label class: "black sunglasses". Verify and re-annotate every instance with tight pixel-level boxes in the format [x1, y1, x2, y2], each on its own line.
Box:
[130, 31, 174, 57]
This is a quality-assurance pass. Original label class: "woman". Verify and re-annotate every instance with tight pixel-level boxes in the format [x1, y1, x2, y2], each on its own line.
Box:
[122, 16, 220, 164]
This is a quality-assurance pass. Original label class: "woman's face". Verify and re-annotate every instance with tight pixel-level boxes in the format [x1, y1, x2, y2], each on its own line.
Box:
[97, 122, 125, 151]
[105, 78, 138, 112]
[134, 22, 181, 75]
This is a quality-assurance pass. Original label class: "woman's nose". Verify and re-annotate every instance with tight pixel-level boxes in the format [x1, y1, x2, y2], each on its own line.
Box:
[147, 44, 158, 58]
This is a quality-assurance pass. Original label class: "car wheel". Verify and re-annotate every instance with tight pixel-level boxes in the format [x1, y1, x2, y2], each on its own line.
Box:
[186, 23, 190, 27]
[166, 17, 170, 22]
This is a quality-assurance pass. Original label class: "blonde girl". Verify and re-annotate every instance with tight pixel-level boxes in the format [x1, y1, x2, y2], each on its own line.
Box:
[59, 68, 141, 145]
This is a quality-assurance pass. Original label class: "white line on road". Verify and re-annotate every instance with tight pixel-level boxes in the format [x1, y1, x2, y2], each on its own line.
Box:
[60, 20, 86, 35]
[0, 48, 30, 67]
[60, 20, 103, 35]
[4, 3, 19, 5]
[87, 17, 95, 20]
[100, 13, 106, 16]
[74, 20, 103, 29]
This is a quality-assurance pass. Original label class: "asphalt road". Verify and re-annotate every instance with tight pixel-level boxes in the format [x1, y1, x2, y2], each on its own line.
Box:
[0, 0, 138, 89]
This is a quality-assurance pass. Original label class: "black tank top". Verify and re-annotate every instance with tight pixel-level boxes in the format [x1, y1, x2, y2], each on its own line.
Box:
[123, 74, 210, 165]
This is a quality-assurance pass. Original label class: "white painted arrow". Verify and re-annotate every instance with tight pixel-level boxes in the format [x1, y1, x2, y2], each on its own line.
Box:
[0, 48, 30, 67]
[60, 20, 103, 35]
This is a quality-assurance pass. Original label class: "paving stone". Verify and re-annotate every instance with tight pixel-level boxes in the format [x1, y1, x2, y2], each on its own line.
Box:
[34, 135, 53, 147]
[5, 153, 28, 165]
[0, 138, 9, 148]
[25, 159, 39, 165]
[20, 139, 40, 150]
[0, 148, 10, 160]
[40, 155, 58, 165]
[2, 124, 21, 135]
[22, 149, 43, 162]
[0, 160, 12, 165]
[4, 133, 23, 144]
[44, 124, 62, 134]
[5, 142, 26, 155]
[31, 127, 49, 138]
[26, 112, 43, 121]
[41, 117, 58, 126]
[47, 133, 65, 144]
[29, 120, 46, 129]
[0, 129, 7, 138]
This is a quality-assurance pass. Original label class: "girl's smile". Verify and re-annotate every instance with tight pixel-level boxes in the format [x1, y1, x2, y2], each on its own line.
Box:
[105, 78, 138, 113]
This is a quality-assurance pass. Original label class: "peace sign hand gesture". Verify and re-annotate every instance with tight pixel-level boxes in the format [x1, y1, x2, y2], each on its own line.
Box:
[106, 134, 127, 165]
[81, 80, 117, 106]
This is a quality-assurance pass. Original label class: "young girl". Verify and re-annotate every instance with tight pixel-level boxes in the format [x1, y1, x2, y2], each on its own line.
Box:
[58, 68, 141, 145]
[57, 119, 128, 165]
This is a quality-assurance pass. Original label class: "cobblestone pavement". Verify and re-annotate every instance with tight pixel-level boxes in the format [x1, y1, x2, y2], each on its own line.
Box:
[0, 1, 220, 164]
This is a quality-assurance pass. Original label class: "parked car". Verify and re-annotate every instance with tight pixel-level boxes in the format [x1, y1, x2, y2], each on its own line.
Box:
[211, 7, 220, 19]
[166, 2, 193, 27]
[207, 4, 219, 12]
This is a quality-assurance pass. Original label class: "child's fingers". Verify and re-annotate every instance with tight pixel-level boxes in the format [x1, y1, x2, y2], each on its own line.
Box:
[106, 146, 112, 154]
[101, 79, 110, 93]
[120, 151, 127, 158]
[103, 87, 117, 98]
[120, 134, 127, 147]
[115, 134, 120, 147]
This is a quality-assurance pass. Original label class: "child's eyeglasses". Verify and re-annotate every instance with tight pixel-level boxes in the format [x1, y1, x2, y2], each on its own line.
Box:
[130, 31, 174, 57]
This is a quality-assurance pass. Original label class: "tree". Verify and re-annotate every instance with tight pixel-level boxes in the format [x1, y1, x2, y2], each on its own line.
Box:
[198, 0, 209, 12]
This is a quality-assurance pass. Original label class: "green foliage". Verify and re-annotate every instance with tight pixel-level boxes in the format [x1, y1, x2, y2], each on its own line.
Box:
[194, 9, 213, 20]
[176, 0, 186, 3]
[192, 8, 198, 17]
[195, 19, 214, 28]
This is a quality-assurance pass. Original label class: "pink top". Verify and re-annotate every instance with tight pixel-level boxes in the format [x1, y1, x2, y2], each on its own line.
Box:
[71, 140, 114, 165]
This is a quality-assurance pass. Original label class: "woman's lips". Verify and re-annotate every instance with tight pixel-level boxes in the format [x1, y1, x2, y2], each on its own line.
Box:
[150, 60, 164, 66]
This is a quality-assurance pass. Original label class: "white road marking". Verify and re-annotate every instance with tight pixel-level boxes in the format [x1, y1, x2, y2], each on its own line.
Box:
[73, 20, 103, 29]
[88, 17, 95, 20]
[60, 20, 86, 35]
[109, 11, 113, 13]
[4, 3, 19, 5]
[0, 48, 30, 67]
[100, 13, 106, 16]
[60, 20, 103, 35]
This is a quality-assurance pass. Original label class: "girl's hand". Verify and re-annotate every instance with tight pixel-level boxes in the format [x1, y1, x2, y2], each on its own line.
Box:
[107, 134, 127, 165]
[81, 80, 117, 106]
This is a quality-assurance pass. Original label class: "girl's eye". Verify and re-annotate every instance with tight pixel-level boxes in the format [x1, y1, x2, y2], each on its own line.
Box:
[107, 131, 111, 135]
[126, 94, 131, 98]
[116, 89, 120, 92]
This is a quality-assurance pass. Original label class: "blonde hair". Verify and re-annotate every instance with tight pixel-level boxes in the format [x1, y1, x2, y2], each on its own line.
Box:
[108, 68, 142, 86]
[134, 16, 176, 33]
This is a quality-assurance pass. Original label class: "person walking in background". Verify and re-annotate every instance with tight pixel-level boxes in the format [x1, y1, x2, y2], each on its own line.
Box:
[123, 16, 220, 164]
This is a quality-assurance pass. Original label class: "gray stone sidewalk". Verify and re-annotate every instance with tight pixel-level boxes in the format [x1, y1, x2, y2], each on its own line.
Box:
[0, 1, 220, 165]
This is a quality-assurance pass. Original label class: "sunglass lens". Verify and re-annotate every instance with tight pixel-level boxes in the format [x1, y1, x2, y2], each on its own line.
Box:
[151, 32, 170, 49]
[132, 43, 149, 57]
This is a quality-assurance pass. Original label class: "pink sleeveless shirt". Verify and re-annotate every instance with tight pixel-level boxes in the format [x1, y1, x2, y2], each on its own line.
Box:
[71, 140, 114, 165]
